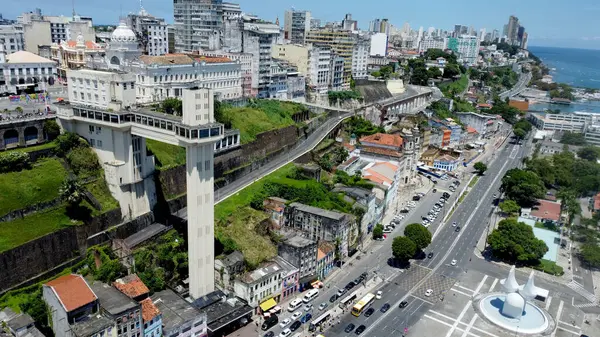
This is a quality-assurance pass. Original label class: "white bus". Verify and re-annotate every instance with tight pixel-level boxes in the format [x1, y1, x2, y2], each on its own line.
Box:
[288, 298, 303, 312]
[338, 290, 359, 309]
[309, 310, 332, 332]
[302, 289, 320, 303]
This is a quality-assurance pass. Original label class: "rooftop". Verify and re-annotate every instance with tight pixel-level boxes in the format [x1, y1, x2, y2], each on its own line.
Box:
[70, 314, 114, 337]
[140, 298, 161, 323]
[88, 280, 139, 316]
[190, 290, 253, 333]
[363, 161, 399, 186]
[530, 199, 562, 222]
[360, 133, 403, 148]
[466, 126, 478, 134]
[152, 289, 201, 332]
[219, 250, 245, 267]
[63, 40, 103, 50]
[239, 261, 282, 284]
[281, 235, 315, 248]
[113, 274, 150, 299]
[6, 313, 34, 332]
[6, 50, 55, 64]
[289, 202, 348, 221]
[138, 54, 234, 66]
[45, 274, 97, 312]
[437, 154, 460, 162]
[317, 241, 335, 260]
[594, 193, 600, 211]
[360, 146, 403, 159]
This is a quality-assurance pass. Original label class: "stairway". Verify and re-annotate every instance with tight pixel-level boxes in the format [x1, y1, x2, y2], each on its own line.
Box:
[568, 280, 597, 304]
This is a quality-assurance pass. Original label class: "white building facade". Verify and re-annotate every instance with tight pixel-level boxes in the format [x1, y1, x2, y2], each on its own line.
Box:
[130, 54, 242, 103]
[352, 38, 370, 79]
[307, 45, 331, 94]
[369, 33, 387, 57]
[1, 50, 56, 94]
[0, 25, 24, 54]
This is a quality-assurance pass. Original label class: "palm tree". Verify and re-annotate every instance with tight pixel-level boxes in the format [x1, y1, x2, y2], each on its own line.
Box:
[59, 177, 84, 206]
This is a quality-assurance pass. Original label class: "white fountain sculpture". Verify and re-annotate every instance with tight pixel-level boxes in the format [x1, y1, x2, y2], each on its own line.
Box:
[474, 265, 556, 335]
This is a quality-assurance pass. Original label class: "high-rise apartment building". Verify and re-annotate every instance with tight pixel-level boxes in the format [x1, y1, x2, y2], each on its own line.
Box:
[418, 36, 447, 53]
[506, 15, 519, 45]
[352, 37, 369, 79]
[0, 25, 24, 53]
[306, 28, 355, 89]
[127, 8, 169, 56]
[447, 35, 480, 65]
[174, 0, 224, 52]
[283, 9, 311, 44]
[341, 14, 357, 31]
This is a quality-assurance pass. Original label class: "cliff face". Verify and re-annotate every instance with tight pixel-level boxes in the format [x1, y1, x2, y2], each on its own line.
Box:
[355, 79, 393, 104]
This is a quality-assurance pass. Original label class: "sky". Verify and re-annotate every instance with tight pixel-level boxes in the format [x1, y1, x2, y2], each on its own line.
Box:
[3, 0, 600, 49]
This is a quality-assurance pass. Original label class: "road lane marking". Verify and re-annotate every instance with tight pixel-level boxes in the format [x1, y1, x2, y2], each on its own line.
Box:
[551, 300, 564, 337]
[488, 278, 498, 292]
[473, 275, 488, 296]
[557, 326, 581, 335]
[461, 314, 479, 337]
[445, 301, 471, 337]
[545, 296, 552, 310]
[423, 315, 484, 337]
[450, 288, 472, 297]
[458, 285, 475, 293]
[559, 320, 580, 329]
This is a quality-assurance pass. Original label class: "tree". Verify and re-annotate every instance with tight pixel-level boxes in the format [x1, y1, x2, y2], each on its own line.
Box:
[580, 243, 600, 268]
[443, 64, 460, 78]
[513, 128, 527, 142]
[577, 146, 600, 162]
[392, 236, 417, 261]
[411, 66, 430, 85]
[373, 224, 384, 240]
[499, 200, 521, 216]
[473, 162, 488, 175]
[55, 132, 86, 157]
[427, 67, 442, 79]
[59, 177, 84, 206]
[501, 168, 546, 207]
[561, 131, 586, 146]
[487, 218, 548, 264]
[161, 97, 183, 116]
[43, 119, 61, 140]
[403, 223, 432, 251]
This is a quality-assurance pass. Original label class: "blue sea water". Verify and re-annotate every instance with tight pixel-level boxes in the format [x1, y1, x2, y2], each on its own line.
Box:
[528, 46, 600, 113]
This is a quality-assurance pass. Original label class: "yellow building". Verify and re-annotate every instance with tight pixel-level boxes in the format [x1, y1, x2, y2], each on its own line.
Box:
[50, 34, 104, 82]
[305, 28, 355, 89]
[272, 44, 309, 75]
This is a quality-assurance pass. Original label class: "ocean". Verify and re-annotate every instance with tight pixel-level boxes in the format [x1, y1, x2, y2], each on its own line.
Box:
[528, 46, 600, 113]
[528, 46, 600, 89]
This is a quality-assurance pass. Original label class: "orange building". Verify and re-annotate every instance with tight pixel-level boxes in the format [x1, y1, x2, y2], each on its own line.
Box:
[441, 128, 451, 147]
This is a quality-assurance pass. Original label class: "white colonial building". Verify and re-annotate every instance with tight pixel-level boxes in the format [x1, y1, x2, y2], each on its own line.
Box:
[130, 54, 243, 103]
[1, 50, 57, 94]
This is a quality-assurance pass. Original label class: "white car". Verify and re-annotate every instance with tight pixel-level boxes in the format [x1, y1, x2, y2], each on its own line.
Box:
[279, 328, 292, 337]
[383, 227, 393, 233]
[451, 259, 457, 266]
[303, 304, 313, 312]
[279, 318, 291, 328]
[376, 290, 383, 300]
[425, 289, 433, 297]
[291, 311, 302, 320]
[452, 221, 457, 227]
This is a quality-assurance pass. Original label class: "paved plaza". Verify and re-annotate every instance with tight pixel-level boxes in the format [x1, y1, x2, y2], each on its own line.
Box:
[410, 269, 598, 337]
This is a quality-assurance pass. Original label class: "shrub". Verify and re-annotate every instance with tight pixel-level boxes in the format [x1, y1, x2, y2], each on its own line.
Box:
[55, 132, 87, 157]
[67, 147, 101, 177]
[0, 151, 31, 173]
[43, 120, 61, 140]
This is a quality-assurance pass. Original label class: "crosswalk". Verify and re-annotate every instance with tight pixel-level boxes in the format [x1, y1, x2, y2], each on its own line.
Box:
[567, 280, 597, 304]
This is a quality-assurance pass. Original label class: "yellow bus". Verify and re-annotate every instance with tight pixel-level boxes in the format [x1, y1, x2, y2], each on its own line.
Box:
[351, 293, 375, 316]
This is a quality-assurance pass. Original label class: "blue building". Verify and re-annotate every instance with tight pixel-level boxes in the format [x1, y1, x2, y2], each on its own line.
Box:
[316, 241, 335, 280]
[433, 154, 461, 171]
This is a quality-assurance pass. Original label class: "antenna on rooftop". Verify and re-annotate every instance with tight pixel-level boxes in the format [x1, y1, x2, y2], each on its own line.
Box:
[72, 0, 76, 17]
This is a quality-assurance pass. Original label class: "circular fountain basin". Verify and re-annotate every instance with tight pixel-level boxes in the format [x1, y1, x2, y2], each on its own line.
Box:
[478, 293, 549, 335]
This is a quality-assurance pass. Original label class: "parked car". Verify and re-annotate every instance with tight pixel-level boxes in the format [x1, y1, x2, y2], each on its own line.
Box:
[329, 295, 338, 303]
[318, 302, 328, 311]
[399, 301, 408, 308]
[291, 311, 302, 320]
[279, 328, 292, 337]
[425, 289, 433, 297]
[264, 332, 275, 337]
[279, 319, 291, 328]
[427, 252, 434, 259]
[290, 321, 301, 332]
[451, 259, 457, 266]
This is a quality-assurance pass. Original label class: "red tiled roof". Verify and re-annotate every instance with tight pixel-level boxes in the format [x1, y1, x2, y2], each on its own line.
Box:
[477, 103, 492, 108]
[530, 199, 562, 222]
[360, 146, 403, 159]
[113, 274, 150, 299]
[191, 55, 233, 63]
[45, 274, 97, 312]
[360, 133, 403, 147]
[342, 143, 356, 152]
[65, 40, 102, 49]
[140, 298, 160, 323]
[467, 127, 478, 134]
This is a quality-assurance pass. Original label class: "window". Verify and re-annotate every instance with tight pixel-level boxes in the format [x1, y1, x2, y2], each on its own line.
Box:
[97, 140, 103, 148]
[96, 127, 102, 134]
[89, 125, 95, 133]
[205, 160, 210, 171]
[80, 92, 84, 100]
[90, 139, 96, 147]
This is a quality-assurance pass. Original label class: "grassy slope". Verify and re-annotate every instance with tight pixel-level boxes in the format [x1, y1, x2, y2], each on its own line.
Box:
[0, 158, 67, 216]
[85, 178, 120, 213]
[1, 142, 57, 153]
[0, 206, 78, 252]
[147, 101, 305, 169]
[439, 74, 469, 96]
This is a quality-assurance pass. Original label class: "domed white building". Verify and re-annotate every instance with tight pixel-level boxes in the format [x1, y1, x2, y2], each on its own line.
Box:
[105, 21, 141, 69]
